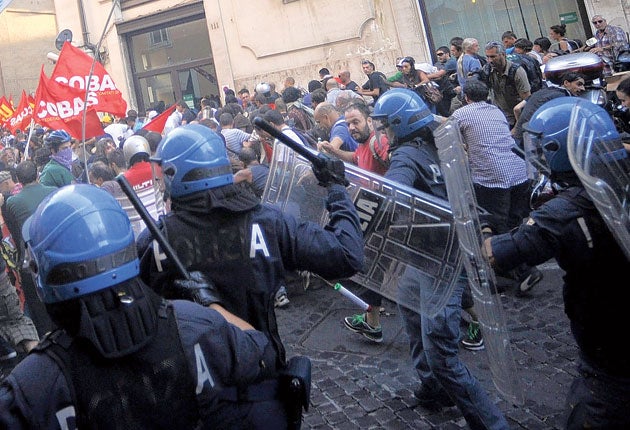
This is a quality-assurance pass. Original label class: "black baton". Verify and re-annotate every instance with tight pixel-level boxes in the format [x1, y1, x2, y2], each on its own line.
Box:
[253, 117, 325, 168]
[115, 174, 190, 280]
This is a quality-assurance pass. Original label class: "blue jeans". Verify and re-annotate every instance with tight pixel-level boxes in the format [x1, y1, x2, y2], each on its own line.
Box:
[398, 269, 509, 430]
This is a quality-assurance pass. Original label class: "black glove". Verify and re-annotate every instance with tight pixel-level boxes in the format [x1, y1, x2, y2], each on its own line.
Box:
[172, 271, 222, 307]
[312, 153, 349, 187]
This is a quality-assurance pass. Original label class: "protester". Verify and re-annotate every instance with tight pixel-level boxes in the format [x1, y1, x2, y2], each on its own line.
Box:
[316, 100, 390, 342]
[586, 15, 630, 76]
[122, 135, 164, 237]
[39, 130, 75, 188]
[3, 160, 58, 335]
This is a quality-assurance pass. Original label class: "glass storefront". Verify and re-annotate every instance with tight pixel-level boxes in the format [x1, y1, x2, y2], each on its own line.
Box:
[421, 0, 590, 56]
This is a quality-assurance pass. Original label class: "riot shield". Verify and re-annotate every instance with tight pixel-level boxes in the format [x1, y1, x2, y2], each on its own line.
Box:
[263, 137, 462, 318]
[434, 118, 523, 406]
[567, 103, 630, 260]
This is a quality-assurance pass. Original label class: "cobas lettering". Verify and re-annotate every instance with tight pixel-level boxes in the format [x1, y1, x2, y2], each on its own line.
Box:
[37, 95, 98, 119]
[54, 75, 118, 92]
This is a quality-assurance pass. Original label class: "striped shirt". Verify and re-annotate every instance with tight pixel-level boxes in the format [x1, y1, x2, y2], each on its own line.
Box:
[450, 101, 528, 188]
[221, 128, 251, 156]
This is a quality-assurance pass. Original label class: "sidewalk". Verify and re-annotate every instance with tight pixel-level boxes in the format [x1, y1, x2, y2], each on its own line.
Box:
[278, 262, 574, 429]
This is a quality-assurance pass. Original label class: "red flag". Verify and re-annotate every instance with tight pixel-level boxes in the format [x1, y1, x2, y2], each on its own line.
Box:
[51, 42, 127, 117]
[33, 66, 104, 139]
[0, 96, 14, 121]
[6, 90, 33, 134]
[142, 104, 177, 133]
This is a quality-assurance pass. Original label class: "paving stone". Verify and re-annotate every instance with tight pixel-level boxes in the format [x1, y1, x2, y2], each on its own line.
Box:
[275, 263, 575, 428]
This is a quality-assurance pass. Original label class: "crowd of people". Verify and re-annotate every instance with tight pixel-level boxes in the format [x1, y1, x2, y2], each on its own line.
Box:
[0, 14, 629, 429]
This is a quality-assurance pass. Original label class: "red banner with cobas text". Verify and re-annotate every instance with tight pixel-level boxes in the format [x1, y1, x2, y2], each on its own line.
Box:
[51, 41, 127, 117]
[34, 67, 104, 139]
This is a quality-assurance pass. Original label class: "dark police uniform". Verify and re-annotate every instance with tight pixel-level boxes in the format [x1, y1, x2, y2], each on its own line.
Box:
[490, 186, 630, 428]
[0, 295, 283, 430]
[386, 137, 510, 428]
[137, 183, 364, 367]
[385, 141, 447, 198]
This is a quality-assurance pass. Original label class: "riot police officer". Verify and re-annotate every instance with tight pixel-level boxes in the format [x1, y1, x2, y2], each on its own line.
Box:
[136, 124, 364, 427]
[0, 184, 287, 429]
[486, 97, 630, 429]
[372, 89, 509, 429]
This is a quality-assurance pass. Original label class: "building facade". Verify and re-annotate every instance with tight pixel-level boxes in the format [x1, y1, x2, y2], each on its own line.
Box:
[0, 0, 57, 98]
[2, 0, 628, 116]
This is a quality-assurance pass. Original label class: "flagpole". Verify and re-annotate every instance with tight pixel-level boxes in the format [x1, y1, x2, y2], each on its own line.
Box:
[80, 0, 121, 183]
[24, 118, 35, 160]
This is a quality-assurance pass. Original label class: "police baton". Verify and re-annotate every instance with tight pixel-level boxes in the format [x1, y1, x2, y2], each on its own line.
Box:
[115, 174, 190, 280]
[253, 117, 348, 186]
[253, 117, 325, 167]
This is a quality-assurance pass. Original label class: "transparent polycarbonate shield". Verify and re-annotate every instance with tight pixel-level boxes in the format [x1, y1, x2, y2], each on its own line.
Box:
[263, 139, 462, 318]
[434, 118, 523, 405]
[567, 104, 630, 260]
[522, 127, 551, 180]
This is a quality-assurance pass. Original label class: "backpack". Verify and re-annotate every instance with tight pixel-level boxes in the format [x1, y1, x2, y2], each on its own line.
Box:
[474, 53, 488, 68]
[568, 39, 582, 51]
[506, 53, 544, 93]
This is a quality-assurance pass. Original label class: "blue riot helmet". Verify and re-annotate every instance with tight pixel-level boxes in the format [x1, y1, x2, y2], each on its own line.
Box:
[523, 97, 582, 173]
[23, 184, 139, 304]
[370, 88, 436, 142]
[151, 124, 233, 199]
[44, 129, 72, 150]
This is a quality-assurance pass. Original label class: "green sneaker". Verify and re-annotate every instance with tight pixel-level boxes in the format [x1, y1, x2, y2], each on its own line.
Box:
[343, 313, 383, 343]
[461, 320, 484, 351]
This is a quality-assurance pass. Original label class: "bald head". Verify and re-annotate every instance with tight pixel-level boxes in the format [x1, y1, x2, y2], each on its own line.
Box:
[314, 102, 340, 132]
[326, 79, 339, 91]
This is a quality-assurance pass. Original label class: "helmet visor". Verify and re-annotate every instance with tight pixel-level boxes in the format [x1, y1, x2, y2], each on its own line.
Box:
[567, 103, 630, 259]
[371, 117, 392, 147]
[150, 160, 166, 195]
[522, 128, 550, 179]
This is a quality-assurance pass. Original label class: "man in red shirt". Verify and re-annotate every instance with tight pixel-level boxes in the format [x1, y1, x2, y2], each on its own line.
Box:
[317, 101, 389, 175]
[316, 101, 390, 342]
[122, 135, 164, 237]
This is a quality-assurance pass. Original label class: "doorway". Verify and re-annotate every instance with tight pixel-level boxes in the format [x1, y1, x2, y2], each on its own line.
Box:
[119, 3, 219, 115]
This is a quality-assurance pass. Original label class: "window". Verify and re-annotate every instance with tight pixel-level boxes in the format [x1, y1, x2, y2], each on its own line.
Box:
[120, 0, 153, 10]
[149, 28, 170, 47]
